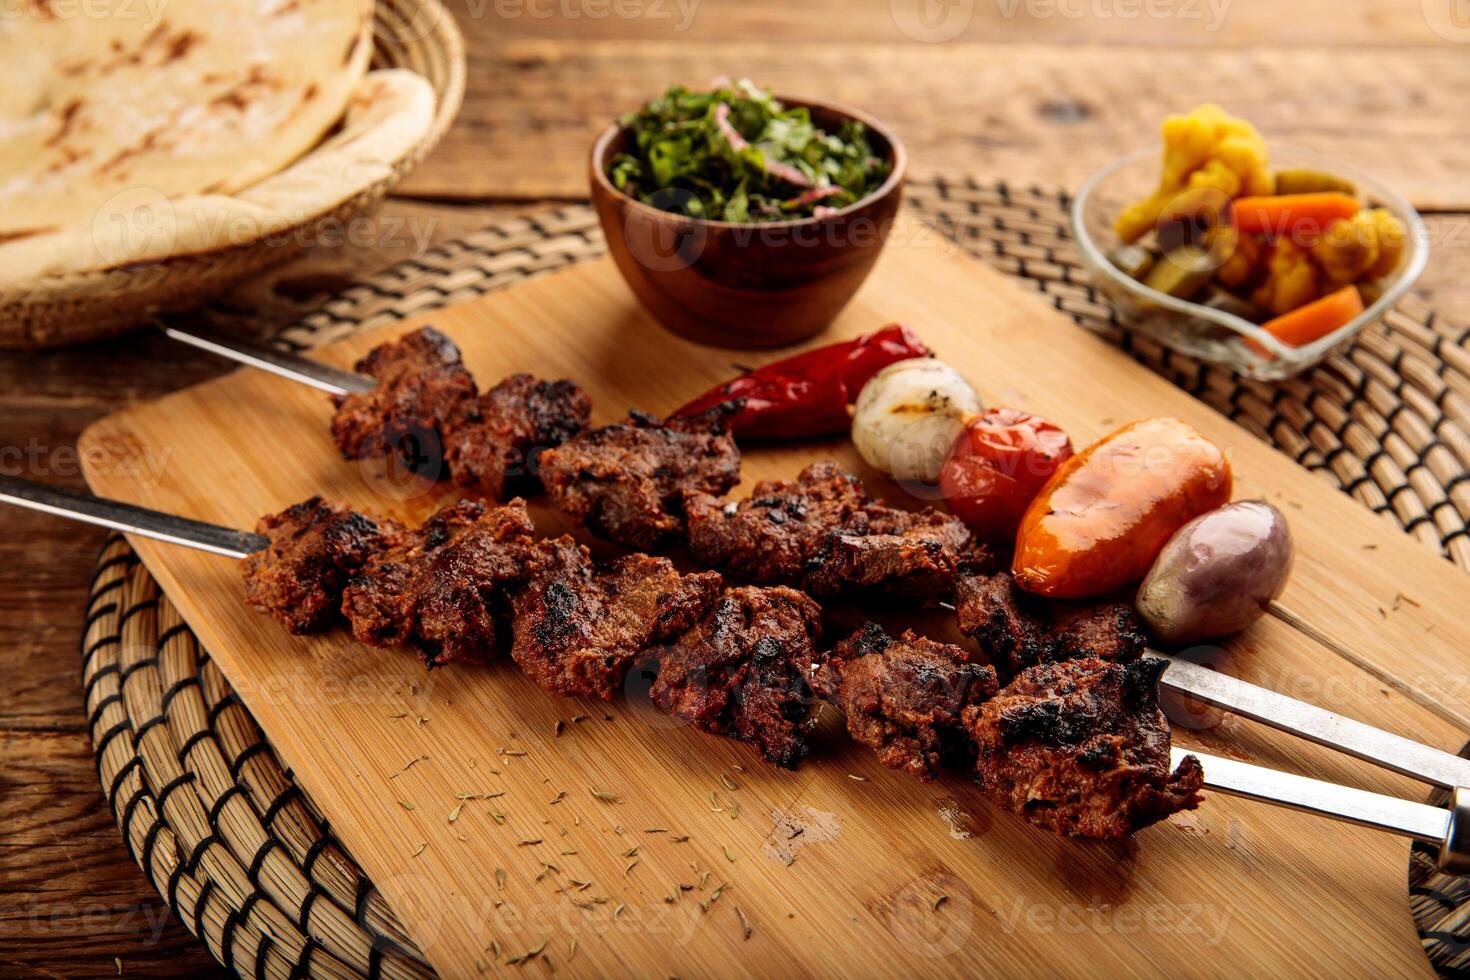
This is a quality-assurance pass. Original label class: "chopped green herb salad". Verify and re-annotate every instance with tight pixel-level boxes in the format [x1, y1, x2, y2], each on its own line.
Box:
[607, 79, 891, 223]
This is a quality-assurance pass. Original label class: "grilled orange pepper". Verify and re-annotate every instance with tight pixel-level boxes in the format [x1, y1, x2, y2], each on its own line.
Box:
[1013, 418, 1232, 599]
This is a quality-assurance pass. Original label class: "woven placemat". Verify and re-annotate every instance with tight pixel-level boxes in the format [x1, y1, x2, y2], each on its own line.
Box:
[90, 178, 1470, 977]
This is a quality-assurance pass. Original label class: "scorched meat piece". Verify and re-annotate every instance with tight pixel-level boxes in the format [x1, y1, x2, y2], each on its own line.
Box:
[685, 461, 989, 603]
[444, 373, 591, 500]
[685, 461, 867, 585]
[649, 586, 823, 769]
[954, 573, 1145, 677]
[341, 498, 535, 667]
[815, 623, 999, 782]
[510, 536, 722, 699]
[803, 504, 987, 603]
[964, 656, 1203, 838]
[538, 406, 741, 551]
[1047, 603, 1150, 665]
[242, 496, 398, 634]
[330, 326, 477, 468]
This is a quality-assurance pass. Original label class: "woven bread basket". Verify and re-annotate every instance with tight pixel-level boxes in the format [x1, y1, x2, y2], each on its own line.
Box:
[0, 0, 465, 351]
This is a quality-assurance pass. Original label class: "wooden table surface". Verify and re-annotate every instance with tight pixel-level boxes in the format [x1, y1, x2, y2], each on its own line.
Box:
[5, 2, 1470, 975]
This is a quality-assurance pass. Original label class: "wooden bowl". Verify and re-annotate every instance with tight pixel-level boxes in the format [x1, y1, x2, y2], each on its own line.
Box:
[589, 97, 906, 349]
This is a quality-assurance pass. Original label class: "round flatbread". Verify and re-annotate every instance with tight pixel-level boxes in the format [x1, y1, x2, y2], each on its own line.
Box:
[0, 0, 373, 243]
[0, 70, 437, 283]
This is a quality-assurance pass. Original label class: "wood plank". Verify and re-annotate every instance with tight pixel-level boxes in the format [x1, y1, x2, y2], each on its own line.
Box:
[442, 0, 1442, 47]
[401, 39, 1470, 211]
[0, 730, 226, 978]
[77, 230, 1470, 975]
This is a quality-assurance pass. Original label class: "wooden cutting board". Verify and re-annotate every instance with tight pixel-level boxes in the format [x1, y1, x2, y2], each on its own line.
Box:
[81, 230, 1470, 977]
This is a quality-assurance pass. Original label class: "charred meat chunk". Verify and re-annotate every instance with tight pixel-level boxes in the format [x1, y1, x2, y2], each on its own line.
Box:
[818, 624, 999, 782]
[510, 537, 721, 699]
[954, 573, 1145, 677]
[685, 461, 868, 585]
[804, 504, 987, 604]
[330, 327, 477, 468]
[685, 461, 989, 603]
[242, 496, 397, 634]
[964, 657, 1203, 838]
[341, 499, 534, 667]
[538, 407, 741, 551]
[649, 586, 822, 769]
[953, 572, 1048, 675]
[444, 374, 592, 500]
[1047, 603, 1150, 664]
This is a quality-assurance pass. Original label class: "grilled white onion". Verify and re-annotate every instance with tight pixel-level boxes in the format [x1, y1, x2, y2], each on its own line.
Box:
[851, 358, 982, 484]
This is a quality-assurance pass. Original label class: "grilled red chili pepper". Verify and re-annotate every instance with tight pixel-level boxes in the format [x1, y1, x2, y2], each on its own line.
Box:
[939, 407, 1074, 545]
[671, 324, 930, 439]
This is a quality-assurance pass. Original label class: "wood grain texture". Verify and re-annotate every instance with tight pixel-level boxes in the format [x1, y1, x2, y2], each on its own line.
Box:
[0, 731, 228, 978]
[403, 37, 1470, 211]
[77, 234, 1470, 976]
[440, 0, 1445, 47]
[8, 1, 1470, 970]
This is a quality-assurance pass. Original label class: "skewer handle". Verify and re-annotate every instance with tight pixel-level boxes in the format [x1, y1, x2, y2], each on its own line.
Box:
[161, 323, 376, 397]
[0, 475, 266, 559]
[1180, 747, 1470, 873]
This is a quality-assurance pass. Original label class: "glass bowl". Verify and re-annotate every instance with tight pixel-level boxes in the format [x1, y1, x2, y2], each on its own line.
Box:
[1070, 146, 1429, 381]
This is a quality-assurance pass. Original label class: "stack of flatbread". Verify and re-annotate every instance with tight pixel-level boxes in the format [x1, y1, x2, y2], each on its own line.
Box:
[0, 0, 436, 282]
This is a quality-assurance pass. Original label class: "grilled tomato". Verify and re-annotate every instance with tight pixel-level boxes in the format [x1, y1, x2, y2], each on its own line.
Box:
[940, 408, 1074, 545]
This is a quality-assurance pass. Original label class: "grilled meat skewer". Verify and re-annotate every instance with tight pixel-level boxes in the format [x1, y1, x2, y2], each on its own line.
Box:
[239, 492, 1198, 834]
[328, 327, 594, 499]
[12, 474, 1470, 861]
[182, 326, 992, 608]
[955, 571, 1148, 679]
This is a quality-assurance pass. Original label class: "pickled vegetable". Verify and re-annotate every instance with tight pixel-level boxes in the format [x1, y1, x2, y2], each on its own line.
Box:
[1115, 104, 1273, 244]
[1230, 192, 1361, 243]
[1255, 284, 1364, 350]
[1204, 224, 1263, 291]
[1274, 168, 1356, 197]
[1312, 213, 1381, 285]
[1252, 239, 1320, 315]
[1142, 245, 1215, 300]
[1112, 107, 1406, 332]
[1108, 244, 1156, 282]
[1013, 417, 1233, 599]
[1156, 186, 1232, 252]
[1196, 284, 1266, 322]
[1137, 501, 1293, 644]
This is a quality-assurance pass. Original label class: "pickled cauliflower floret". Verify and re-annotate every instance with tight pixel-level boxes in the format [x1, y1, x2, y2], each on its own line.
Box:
[1204, 224, 1263, 290]
[1115, 104, 1274, 244]
[1363, 207, 1408, 280]
[1312, 216, 1379, 286]
[1252, 239, 1320, 315]
[1310, 207, 1408, 287]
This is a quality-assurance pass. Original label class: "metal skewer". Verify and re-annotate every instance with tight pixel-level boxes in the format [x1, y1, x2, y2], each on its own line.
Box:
[1173, 747, 1470, 872]
[0, 475, 266, 559]
[4, 473, 1469, 869]
[161, 323, 374, 397]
